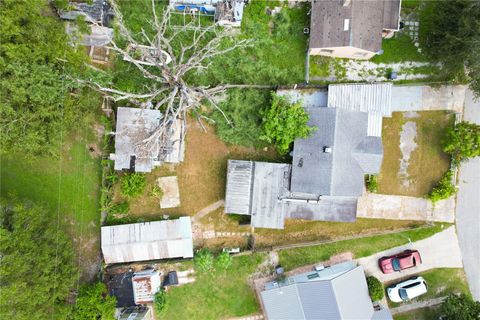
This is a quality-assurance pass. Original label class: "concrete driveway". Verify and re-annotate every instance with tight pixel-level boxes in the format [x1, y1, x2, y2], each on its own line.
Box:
[456, 88, 480, 301]
[356, 226, 463, 283]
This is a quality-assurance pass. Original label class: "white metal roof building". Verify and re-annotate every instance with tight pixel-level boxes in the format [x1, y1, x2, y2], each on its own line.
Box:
[101, 217, 194, 264]
[328, 83, 392, 137]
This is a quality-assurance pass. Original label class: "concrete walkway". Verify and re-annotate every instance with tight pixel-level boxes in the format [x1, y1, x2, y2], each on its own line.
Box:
[357, 193, 455, 223]
[357, 226, 463, 283]
[390, 297, 445, 315]
[456, 88, 480, 301]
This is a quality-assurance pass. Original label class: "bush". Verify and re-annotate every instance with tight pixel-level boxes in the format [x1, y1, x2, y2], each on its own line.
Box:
[194, 248, 214, 272]
[120, 173, 146, 198]
[109, 202, 129, 215]
[261, 94, 315, 154]
[366, 276, 384, 302]
[154, 289, 168, 315]
[365, 175, 378, 193]
[69, 282, 117, 320]
[149, 185, 163, 198]
[215, 252, 233, 270]
[443, 121, 480, 164]
[427, 170, 457, 204]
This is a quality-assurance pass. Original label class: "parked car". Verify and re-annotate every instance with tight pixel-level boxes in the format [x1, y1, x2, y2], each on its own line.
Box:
[379, 250, 422, 274]
[387, 276, 428, 302]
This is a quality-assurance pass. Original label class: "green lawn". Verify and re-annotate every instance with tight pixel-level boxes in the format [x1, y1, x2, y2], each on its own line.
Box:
[378, 111, 455, 197]
[387, 268, 470, 308]
[394, 306, 440, 320]
[162, 254, 265, 319]
[371, 34, 428, 64]
[0, 126, 102, 280]
[278, 224, 446, 271]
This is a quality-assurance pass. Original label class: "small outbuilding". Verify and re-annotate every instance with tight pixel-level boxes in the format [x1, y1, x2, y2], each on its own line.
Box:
[101, 217, 194, 264]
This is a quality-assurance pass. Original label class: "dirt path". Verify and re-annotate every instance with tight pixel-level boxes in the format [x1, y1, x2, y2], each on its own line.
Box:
[390, 297, 445, 314]
[192, 200, 225, 222]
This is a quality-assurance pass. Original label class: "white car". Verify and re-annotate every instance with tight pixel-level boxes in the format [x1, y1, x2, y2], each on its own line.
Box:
[387, 276, 428, 302]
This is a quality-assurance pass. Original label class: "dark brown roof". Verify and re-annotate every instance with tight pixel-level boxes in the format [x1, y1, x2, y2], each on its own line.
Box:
[310, 0, 401, 53]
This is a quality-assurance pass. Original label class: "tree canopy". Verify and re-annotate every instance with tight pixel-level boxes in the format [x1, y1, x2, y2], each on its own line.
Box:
[440, 294, 480, 320]
[443, 121, 480, 164]
[420, 0, 480, 95]
[68, 282, 117, 320]
[0, 0, 92, 156]
[0, 197, 78, 319]
[261, 94, 315, 154]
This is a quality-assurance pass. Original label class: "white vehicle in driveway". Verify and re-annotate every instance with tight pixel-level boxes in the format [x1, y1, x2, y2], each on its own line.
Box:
[387, 276, 428, 302]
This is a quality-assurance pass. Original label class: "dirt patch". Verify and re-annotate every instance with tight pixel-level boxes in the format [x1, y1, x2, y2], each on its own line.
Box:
[399, 121, 417, 187]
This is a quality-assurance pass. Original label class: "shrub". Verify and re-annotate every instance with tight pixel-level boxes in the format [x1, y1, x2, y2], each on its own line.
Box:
[366, 276, 384, 302]
[194, 248, 214, 272]
[215, 251, 233, 270]
[109, 202, 129, 215]
[148, 185, 163, 198]
[69, 282, 117, 320]
[365, 175, 378, 193]
[443, 121, 480, 164]
[154, 289, 168, 315]
[120, 173, 146, 198]
[261, 93, 315, 154]
[427, 170, 457, 204]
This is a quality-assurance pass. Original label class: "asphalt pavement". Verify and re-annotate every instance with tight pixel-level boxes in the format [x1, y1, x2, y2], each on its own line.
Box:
[456, 89, 480, 301]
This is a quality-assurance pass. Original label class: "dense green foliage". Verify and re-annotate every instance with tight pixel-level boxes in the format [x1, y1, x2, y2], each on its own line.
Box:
[194, 248, 215, 272]
[365, 175, 378, 193]
[0, 0, 95, 156]
[420, 0, 480, 94]
[440, 294, 480, 320]
[154, 289, 169, 315]
[0, 198, 78, 319]
[366, 276, 384, 301]
[427, 171, 457, 204]
[213, 89, 271, 147]
[261, 94, 315, 154]
[443, 121, 480, 164]
[68, 282, 116, 320]
[215, 251, 233, 270]
[120, 173, 146, 198]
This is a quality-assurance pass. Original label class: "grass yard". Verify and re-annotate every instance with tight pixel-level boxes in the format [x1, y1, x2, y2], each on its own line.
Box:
[278, 224, 446, 271]
[0, 123, 103, 281]
[112, 119, 283, 217]
[394, 306, 440, 320]
[377, 111, 455, 197]
[162, 253, 265, 319]
[387, 268, 470, 308]
[371, 34, 428, 64]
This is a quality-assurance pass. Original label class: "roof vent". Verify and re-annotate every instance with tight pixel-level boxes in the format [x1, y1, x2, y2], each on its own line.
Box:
[342, 0, 351, 7]
[323, 146, 332, 153]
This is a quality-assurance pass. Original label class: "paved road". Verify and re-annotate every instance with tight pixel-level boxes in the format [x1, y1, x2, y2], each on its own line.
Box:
[456, 89, 480, 301]
[357, 226, 463, 283]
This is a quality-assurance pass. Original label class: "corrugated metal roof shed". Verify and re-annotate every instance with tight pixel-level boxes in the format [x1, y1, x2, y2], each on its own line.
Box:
[132, 270, 161, 305]
[224, 160, 253, 215]
[328, 83, 392, 116]
[101, 217, 193, 264]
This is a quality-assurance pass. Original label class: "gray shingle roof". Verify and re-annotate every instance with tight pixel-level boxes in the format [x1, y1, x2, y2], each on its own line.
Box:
[309, 0, 401, 53]
[291, 107, 382, 197]
[261, 264, 384, 320]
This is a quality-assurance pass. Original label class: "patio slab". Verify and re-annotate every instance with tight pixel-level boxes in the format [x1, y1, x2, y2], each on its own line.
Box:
[157, 176, 180, 208]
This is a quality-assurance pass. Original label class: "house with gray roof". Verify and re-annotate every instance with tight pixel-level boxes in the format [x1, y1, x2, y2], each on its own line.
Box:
[110, 107, 185, 173]
[224, 83, 391, 229]
[260, 261, 392, 320]
[101, 217, 193, 264]
[309, 0, 401, 60]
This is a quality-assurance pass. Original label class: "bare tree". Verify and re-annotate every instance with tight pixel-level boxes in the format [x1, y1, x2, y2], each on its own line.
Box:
[83, 0, 272, 162]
